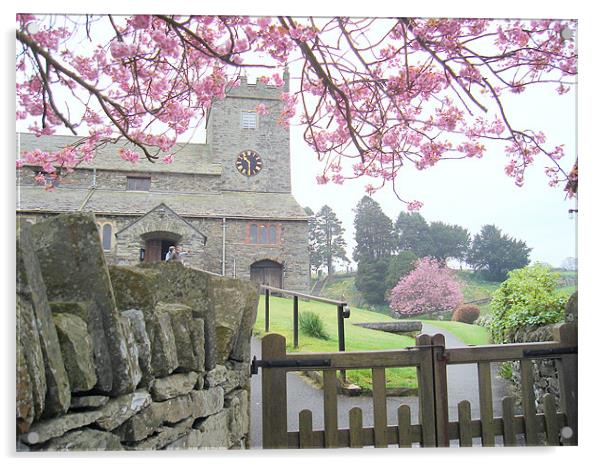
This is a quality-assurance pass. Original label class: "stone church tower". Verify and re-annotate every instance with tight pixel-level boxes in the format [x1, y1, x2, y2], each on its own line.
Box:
[16, 73, 309, 292]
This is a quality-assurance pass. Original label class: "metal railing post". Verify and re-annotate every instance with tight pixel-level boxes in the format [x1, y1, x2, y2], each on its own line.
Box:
[265, 288, 270, 333]
[337, 304, 347, 382]
[293, 295, 299, 349]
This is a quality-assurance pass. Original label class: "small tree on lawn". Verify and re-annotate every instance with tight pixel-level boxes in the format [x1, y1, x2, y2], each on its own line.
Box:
[389, 257, 463, 318]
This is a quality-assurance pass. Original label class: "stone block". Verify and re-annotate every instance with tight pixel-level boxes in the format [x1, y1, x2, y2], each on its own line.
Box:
[126, 417, 194, 451]
[52, 312, 97, 392]
[70, 396, 110, 410]
[50, 301, 112, 393]
[44, 428, 123, 451]
[16, 295, 45, 424]
[30, 213, 139, 396]
[116, 393, 196, 443]
[21, 410, 103, 446]
[17, 224, 70, 417]
[205, 365, 227, 387]
[94, 390, 152, 431]
[166, 410, 230, 450]
[159, 303, 203, 372]
[109, 265, 160, 311]
[225, 389, 249, 445]
[222, 361, 250, 394]
[16, 339, 34, 434]
[144, 305, 178, 377]
[113, 404, 161, 443]
[122, 309, 154, 387]
[189, 387, 224, 418]
[151, 372, 199, 401]
[208, 274, 259, 364]
[118, 314, 143, 388]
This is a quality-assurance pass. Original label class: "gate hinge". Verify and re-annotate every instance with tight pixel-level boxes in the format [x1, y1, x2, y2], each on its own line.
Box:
[250, 356, 332, 375]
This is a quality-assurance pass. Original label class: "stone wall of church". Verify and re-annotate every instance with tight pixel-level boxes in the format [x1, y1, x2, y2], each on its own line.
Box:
[17, 168, 221, 193]
[18, 212, 310, 293]
[17, 213, 259, 451]
[207, 79, 291, 194]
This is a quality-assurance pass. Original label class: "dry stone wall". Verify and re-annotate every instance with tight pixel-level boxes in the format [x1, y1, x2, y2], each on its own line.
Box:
[506, 292, 578, 413]
[16, 213, 259, 451]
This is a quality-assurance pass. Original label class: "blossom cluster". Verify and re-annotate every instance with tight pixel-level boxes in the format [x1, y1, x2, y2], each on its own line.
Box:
[16, 15, 577, 205]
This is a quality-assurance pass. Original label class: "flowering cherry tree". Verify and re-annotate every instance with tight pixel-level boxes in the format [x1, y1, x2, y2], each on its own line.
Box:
[16, 14, 577, 205]
[389, 257, 463, 317]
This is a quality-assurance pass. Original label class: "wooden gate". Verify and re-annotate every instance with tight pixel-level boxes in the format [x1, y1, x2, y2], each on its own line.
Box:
[257, 323, 577, 448]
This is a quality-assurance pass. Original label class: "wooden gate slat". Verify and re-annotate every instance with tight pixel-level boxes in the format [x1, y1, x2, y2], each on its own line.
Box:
[457, 400, 473, 447]
[502, 396, 517, 446]
[372, 367, 388, 448]
[349, 407, 363, 448]
[542, 393, 560, 446]
[520, 359, 539, 445]
[416, 334, 436, 447]
[477, 361, 495, 446]
[323, 370, 339, 448]
[397, 405, 412, 447]
[261, 334, 288, 449]
[299, 409, 314, 449]
[432, 334, 450, 446]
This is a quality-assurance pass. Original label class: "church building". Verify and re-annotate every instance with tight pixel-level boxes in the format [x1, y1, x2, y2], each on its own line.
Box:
[16, 75, 310, 293]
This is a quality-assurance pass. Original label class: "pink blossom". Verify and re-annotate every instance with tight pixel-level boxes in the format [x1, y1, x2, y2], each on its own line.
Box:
[389, 257, 463, 317]
[162, 154, 174, 164]
[129, 15, 152, 30]
[118, 148, 140, 163]
[255, 103, 269, 115]
[407, 200, 424, 211]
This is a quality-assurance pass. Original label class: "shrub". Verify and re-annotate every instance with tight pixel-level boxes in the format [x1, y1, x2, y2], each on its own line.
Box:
[488, 264, 567, 343]
[299, 311, 330, 340]
[451, 304, 480, 324]
[389, 257, 463, 318]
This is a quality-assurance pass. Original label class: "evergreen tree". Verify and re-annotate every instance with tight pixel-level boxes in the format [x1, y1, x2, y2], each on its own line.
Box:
[356, 259, 391, 305]
[467, 224, 531, 281]
[353, 196, 395, 262]
[304, 207, 322, 275]
[313, 205, 349, 275]
[394, 211, 433, 257]
[428, 221, 471, 264]
[353, 196, 395, 304]
[385, 251, 418, 294]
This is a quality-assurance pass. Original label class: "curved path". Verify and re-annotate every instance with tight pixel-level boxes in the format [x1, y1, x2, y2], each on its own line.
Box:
[249, 324, 509, 448]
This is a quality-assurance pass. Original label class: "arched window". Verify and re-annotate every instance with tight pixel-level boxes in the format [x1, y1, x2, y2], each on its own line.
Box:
[102, 224, 112, 251]
[259, 225, 267, 244]
[269, 225, 277, 244]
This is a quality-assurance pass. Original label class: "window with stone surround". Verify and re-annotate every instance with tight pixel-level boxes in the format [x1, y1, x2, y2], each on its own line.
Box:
[241, 111, 257, 129]
[126, 176, 151, 191]
[96, 222, 114, 251]
[246, 222, 280, 245]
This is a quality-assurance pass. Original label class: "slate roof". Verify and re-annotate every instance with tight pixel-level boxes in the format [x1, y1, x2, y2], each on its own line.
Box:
[17, 133, 221, 176]
[17, 186, 308, 220]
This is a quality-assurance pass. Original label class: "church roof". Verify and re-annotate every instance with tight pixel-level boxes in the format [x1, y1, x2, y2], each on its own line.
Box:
[17, 185, 308, 220]
[17, 133, 221, 176]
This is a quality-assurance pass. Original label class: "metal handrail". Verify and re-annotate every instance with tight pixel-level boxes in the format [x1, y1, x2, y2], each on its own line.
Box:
[259, 284, 351, 353]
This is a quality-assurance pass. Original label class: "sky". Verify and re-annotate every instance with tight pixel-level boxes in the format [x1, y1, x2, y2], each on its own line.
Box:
[290, 84, 577, 269]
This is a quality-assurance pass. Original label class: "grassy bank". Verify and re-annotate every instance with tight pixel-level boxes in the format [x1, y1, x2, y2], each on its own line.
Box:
[253, 295, 491, 390]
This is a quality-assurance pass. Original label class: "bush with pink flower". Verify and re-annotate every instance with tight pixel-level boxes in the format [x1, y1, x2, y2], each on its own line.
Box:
[389, 257, 463, 318]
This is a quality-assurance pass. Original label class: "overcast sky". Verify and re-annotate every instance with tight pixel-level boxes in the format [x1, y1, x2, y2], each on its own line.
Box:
[290, 84, 577, 268]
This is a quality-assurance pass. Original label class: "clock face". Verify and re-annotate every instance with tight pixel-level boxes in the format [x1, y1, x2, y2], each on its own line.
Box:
[235, 150, 263, 177]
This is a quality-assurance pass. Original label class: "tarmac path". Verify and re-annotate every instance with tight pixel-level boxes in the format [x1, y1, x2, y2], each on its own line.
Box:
[249, 323, 509, 448]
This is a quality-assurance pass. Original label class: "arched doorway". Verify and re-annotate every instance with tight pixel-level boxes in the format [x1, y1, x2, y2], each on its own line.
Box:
[250, 259, 283, 289]
[141, 231, 182, 262]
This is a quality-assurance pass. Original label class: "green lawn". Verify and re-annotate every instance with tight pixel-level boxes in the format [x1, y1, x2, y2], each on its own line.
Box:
[253, 294, 491, 390]
[422, 320, 491, 346]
